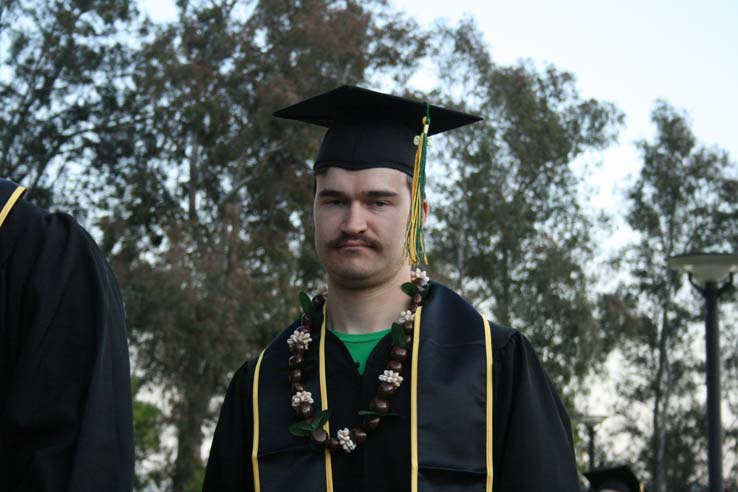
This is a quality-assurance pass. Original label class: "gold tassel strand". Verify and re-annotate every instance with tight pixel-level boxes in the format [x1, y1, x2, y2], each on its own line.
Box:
[404, 105, 430, 265]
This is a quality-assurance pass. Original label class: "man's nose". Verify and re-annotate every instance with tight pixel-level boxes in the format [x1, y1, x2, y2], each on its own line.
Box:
[341, 202, 368, 235]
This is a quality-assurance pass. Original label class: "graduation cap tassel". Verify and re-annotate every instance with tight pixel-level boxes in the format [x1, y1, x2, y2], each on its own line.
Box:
[404, 104, 430, 266]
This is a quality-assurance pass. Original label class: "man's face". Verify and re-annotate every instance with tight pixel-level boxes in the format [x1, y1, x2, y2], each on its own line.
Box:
[313, 167, 411, 289]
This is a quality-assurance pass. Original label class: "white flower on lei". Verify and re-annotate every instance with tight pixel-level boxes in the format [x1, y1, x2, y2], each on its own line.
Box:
[410, 268, 430, 287]
[398, 309, 415, 325]
[378, 369, 404, 389]
[291, 390, 314, 408]
[337, 428, 356, 453]
[287, 329, 312, 351]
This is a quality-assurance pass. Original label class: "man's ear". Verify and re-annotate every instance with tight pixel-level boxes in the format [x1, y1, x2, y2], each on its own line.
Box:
[422, 200, 429, 225]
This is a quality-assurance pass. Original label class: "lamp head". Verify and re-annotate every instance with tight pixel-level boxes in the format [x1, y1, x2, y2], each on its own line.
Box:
[669, 253, 738, 284]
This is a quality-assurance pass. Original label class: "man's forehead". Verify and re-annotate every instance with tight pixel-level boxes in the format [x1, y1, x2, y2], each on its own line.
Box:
[315, 166, 408, 190]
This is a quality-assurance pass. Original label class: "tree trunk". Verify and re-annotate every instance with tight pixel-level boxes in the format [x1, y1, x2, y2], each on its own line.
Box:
[171, 395, 208, 492]
[651, 305, 672, 492]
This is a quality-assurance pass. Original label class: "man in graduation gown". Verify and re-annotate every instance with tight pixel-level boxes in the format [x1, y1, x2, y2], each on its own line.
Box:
[0, 180, 134, 491]
[203, 86, 579, 492]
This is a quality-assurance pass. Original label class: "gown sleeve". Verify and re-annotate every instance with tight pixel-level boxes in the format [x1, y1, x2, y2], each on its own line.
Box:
[202, 362, 255, 492]
[492, 330, 579, 491]
[0, 199, 134, 492]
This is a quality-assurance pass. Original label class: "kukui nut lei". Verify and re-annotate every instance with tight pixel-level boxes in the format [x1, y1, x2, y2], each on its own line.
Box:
[287, 269, 430, 452]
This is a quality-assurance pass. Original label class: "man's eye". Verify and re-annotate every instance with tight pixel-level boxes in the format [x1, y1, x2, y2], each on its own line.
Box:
[374, 201, 387, 207]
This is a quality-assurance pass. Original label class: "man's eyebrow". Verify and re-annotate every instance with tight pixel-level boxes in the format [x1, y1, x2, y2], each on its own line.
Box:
[316, 189, 399, 199]
[317, 189, 348, 199]
[364, 190, 398, 198]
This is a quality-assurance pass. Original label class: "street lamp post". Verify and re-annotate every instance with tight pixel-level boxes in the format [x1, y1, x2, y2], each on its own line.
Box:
[669, 253, 738, 492]
[573, 414, 607, 471]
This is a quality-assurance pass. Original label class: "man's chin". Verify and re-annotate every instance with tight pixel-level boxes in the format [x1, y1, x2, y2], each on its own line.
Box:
[330, 265, 374, 281]
[325, 262, 383, 289]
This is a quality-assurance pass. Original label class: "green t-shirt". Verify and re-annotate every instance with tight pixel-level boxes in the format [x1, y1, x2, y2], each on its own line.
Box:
[329, 328, 391, 375]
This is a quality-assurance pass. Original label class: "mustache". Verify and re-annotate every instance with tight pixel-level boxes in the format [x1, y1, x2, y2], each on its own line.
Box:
[327, 234, 382, 250]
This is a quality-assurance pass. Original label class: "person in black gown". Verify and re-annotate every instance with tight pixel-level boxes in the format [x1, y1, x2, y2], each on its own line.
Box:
[203, 86, 579, 492]
[0, 179, 134, 492]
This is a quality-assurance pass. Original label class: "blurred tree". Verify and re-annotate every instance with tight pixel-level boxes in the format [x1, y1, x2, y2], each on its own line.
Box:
[132, 377, 165, 492]
[0, 0, 143, 212]
[604, 101, 738, 492]
[425, 18, 624, 402]
[96, 1, 426, 489]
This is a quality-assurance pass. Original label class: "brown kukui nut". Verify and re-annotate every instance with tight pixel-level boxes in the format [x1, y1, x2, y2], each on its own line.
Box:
[390, 346, 408, 362]
[291, 382, 306, 393]
[363, 416, 381, 432]
[297, 403, 313, 419]
[312, 294, 325, 309]
[412, 294, 422, 305]
[387, 360, 403, 373]
[327, 437, 342, 451]
[371, 397, 390, 415]
[404, 334, 413, 346]
[290, 344, 305, 356]
[377, 382, 396, 398]
[351, 428, 367, 445]
[288, 354, 304, 367]
[310, 429, 328, 446]
[403, 323, 414, 335]
[288, 369, 302, 382]
[301, 313, 312, 327]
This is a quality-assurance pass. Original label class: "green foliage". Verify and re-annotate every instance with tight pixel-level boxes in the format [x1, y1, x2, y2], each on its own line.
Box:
[289, 409, 332, 437]
[131, 377, 164, 491]
[289, 421, 316, 437]
[299, 292, 314, 315]
[425, 18, 624, 402]
[401, 282, 420, 297]
[184, 467, 206, 492]
[132, 378, 163, 460]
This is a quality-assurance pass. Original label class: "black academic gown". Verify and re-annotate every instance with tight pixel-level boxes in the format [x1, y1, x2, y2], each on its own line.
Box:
[203, 282, 578, 492]
[0, 183, 134, 492]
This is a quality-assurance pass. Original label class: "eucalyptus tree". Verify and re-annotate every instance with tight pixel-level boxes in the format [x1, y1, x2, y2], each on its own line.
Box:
[426, 18, 624, 401]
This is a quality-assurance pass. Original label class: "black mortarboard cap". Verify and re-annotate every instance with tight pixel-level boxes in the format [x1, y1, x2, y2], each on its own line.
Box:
[585, 465, 644, 492]
[272, 85, 481, 175]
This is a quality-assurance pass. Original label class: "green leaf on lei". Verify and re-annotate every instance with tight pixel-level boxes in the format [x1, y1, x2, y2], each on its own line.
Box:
[299, 291, 313, 315]
[289, 421, 315, 437]
[391, 323, 407, 348]
[401, 282, 420, 297]
[311, 408, 332, 430]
